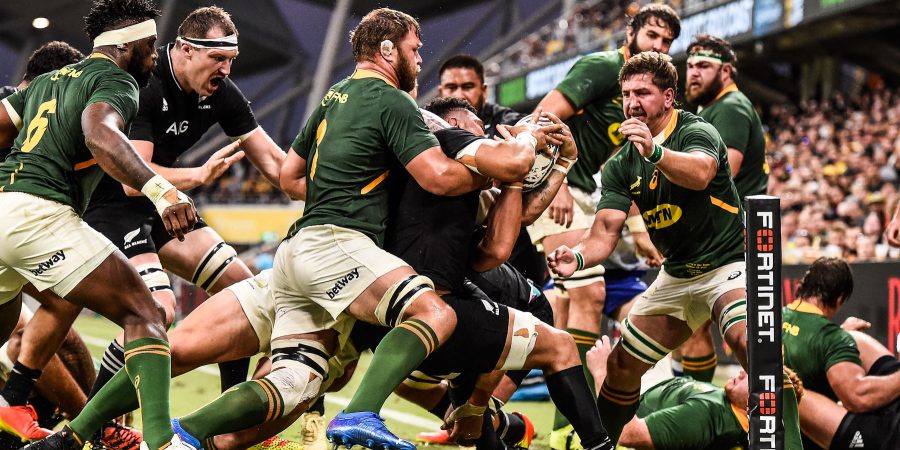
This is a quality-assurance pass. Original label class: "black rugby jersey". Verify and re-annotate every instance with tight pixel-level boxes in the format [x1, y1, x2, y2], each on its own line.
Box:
[89, 43, 257, 207]
[384, 127, 485, 292]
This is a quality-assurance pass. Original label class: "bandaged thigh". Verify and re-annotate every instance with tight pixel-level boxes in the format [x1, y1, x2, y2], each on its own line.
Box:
[620, 318, 674, 365]
[267, 339, 328, 416]
[501, 311, 539, 370]
[374, 274, 435, 327]
[192, 241, 238, 291]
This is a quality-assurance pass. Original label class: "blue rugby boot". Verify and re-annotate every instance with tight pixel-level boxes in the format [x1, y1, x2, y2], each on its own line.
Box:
[326, 412, 415, 450]
[170, 418, 202, 450]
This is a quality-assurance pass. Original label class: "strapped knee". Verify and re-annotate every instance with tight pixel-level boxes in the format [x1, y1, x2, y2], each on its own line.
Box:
[136, 262, 172, 294]
[718, 299, 747, 337]
[267, 339, 328, 416]
[620, 318, 673, 365]
[375, 275, 435, 327]
[192, 242, 237, 291]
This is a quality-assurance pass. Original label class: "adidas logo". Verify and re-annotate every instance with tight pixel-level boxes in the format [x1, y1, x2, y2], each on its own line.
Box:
[850, 430, 864, 448]
[162, 98, 168, 111]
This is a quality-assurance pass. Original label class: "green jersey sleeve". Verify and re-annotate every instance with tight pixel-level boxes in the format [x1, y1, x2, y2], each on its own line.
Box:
[678, 121, 723, 162]
[86, 73, 139, 125]
[706, 105, 751, 153]
[555, 53, 620, 111]
[819, 324, 863, 371]
[291, 107, 322, 160]
[1, 88, 26, 130]
[381, 90, 439, 165]
[597, 152, 633, 213]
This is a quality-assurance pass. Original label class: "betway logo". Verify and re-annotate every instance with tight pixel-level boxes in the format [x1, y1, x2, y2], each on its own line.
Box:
[30, 250, 65, 276]
[327, 268, 359, 299]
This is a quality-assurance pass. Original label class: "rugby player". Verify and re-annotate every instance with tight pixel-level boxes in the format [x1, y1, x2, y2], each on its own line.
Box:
[799, 328, 900, 450]
[583, 336, 804, 450]
[782, 257, 900, 448]
[546, 51, 796, 443]
[532, 7, 679, 439]
[437, 54, 549, 289]
[672, 32, 770, 382]
[0, 0, 199, 449]
[160, 8, 538, 450]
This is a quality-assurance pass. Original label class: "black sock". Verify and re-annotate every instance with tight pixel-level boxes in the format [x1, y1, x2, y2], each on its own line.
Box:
[2, 361, 42, 406]
[217, 358, 250, 392]
[472, 411, 503, 450]
[427, 393, 451, 419]
[309, 395, 325, 415]
[546, 366, 611, 449]
[88, 341, 125, 399]
[498, 411, 526, 445]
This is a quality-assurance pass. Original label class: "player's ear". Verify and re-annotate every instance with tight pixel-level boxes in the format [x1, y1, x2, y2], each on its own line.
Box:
[664, 87, 675, 109]
[380, 40, 394, 62]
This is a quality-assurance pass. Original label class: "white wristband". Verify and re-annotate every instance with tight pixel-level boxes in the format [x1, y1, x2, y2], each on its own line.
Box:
[141, 174, 190, 216]
[552, 163, 569, 174]
[558, 156, 577, 165]
[515, 131, 537, 150]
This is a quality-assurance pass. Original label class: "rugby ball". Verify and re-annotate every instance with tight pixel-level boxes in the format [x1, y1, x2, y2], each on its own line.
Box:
[515, 114, 560, 191]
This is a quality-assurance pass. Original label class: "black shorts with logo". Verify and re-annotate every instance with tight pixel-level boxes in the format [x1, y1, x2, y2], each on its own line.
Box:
[830, 355, 900, 450]
[82, 198, 208, 258]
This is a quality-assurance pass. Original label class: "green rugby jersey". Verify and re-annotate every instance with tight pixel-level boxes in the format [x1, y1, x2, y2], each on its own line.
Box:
[638, 377, 746, 450]
[782, 300, 862, 401]
[0, 55, 139, 214]
[598, 110, 744, 278]
[554, 48, 626, 193]
[289, 69, 439, 245]
[699, 84, 768, 198]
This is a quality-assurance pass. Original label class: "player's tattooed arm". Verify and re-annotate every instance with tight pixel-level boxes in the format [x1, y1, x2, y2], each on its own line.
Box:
[471, 183, 523, 272]
[522, 112, 577, 224]
[82, 102, 159, 190]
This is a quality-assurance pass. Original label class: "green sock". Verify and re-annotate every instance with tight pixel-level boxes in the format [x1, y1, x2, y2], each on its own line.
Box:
[782, 371, 803, 450]
[596, 382, 640, 444]
[552, 329, 598, 430]
[344, 319, 435, 413]
[180, 379, 283, 439]
[682, 353, 717, 382]
[69, 369, 139, 440]
[122, 338, 174, 449]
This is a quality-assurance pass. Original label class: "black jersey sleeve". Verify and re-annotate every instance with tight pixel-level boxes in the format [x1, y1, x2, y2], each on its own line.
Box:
[218, 79, 259, 139]
[128, 81, 162, 142]
[434, 127, 485, 158]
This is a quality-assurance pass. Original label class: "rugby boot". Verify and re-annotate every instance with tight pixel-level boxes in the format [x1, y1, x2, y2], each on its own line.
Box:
[548, 425, 581, 450]
[95, 422, 143, 450]
[170, 419, 202, 450]
[248, 435, 304, 450]
[300, 412, 327, 450]
[20, 426, 81, 450]
[326, 412, 414, 450]
[414, 429, 451, 445]
[511, 412, 534, 450]
[140, 433, 197, 450]
[0, 405, 52, 442]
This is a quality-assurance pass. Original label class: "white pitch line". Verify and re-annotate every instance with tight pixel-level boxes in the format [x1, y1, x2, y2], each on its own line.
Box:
[80, 333, 440, 429]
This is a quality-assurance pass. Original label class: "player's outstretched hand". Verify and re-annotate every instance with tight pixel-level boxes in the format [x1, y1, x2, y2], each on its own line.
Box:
[633, 231, 664, 267]
[547, 245, 578, 277]
[200, 140, 245, 185]
[548, 183, 574, 228]
[160, 191, 197, 241]
[586, 335, 612, 391]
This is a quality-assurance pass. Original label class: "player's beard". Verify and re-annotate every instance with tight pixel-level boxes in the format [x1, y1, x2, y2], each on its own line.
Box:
[128, 53, 153, 88]
[396, 51, 417, 93]
[628, 37, 642, 58]
[687, 70, 724, 107]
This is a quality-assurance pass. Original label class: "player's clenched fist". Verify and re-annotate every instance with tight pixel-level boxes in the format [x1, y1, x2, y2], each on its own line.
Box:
[547, 245, 578, 277]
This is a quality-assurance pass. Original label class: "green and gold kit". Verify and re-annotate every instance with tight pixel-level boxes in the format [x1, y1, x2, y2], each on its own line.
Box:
[0, 55, 138, 214]
[598, 110, 744, 278]
[554, 48, 627, 193]
[289, 69, 439, 245]
[699, 84, 768, 198]
[782, 300, 862, 401]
